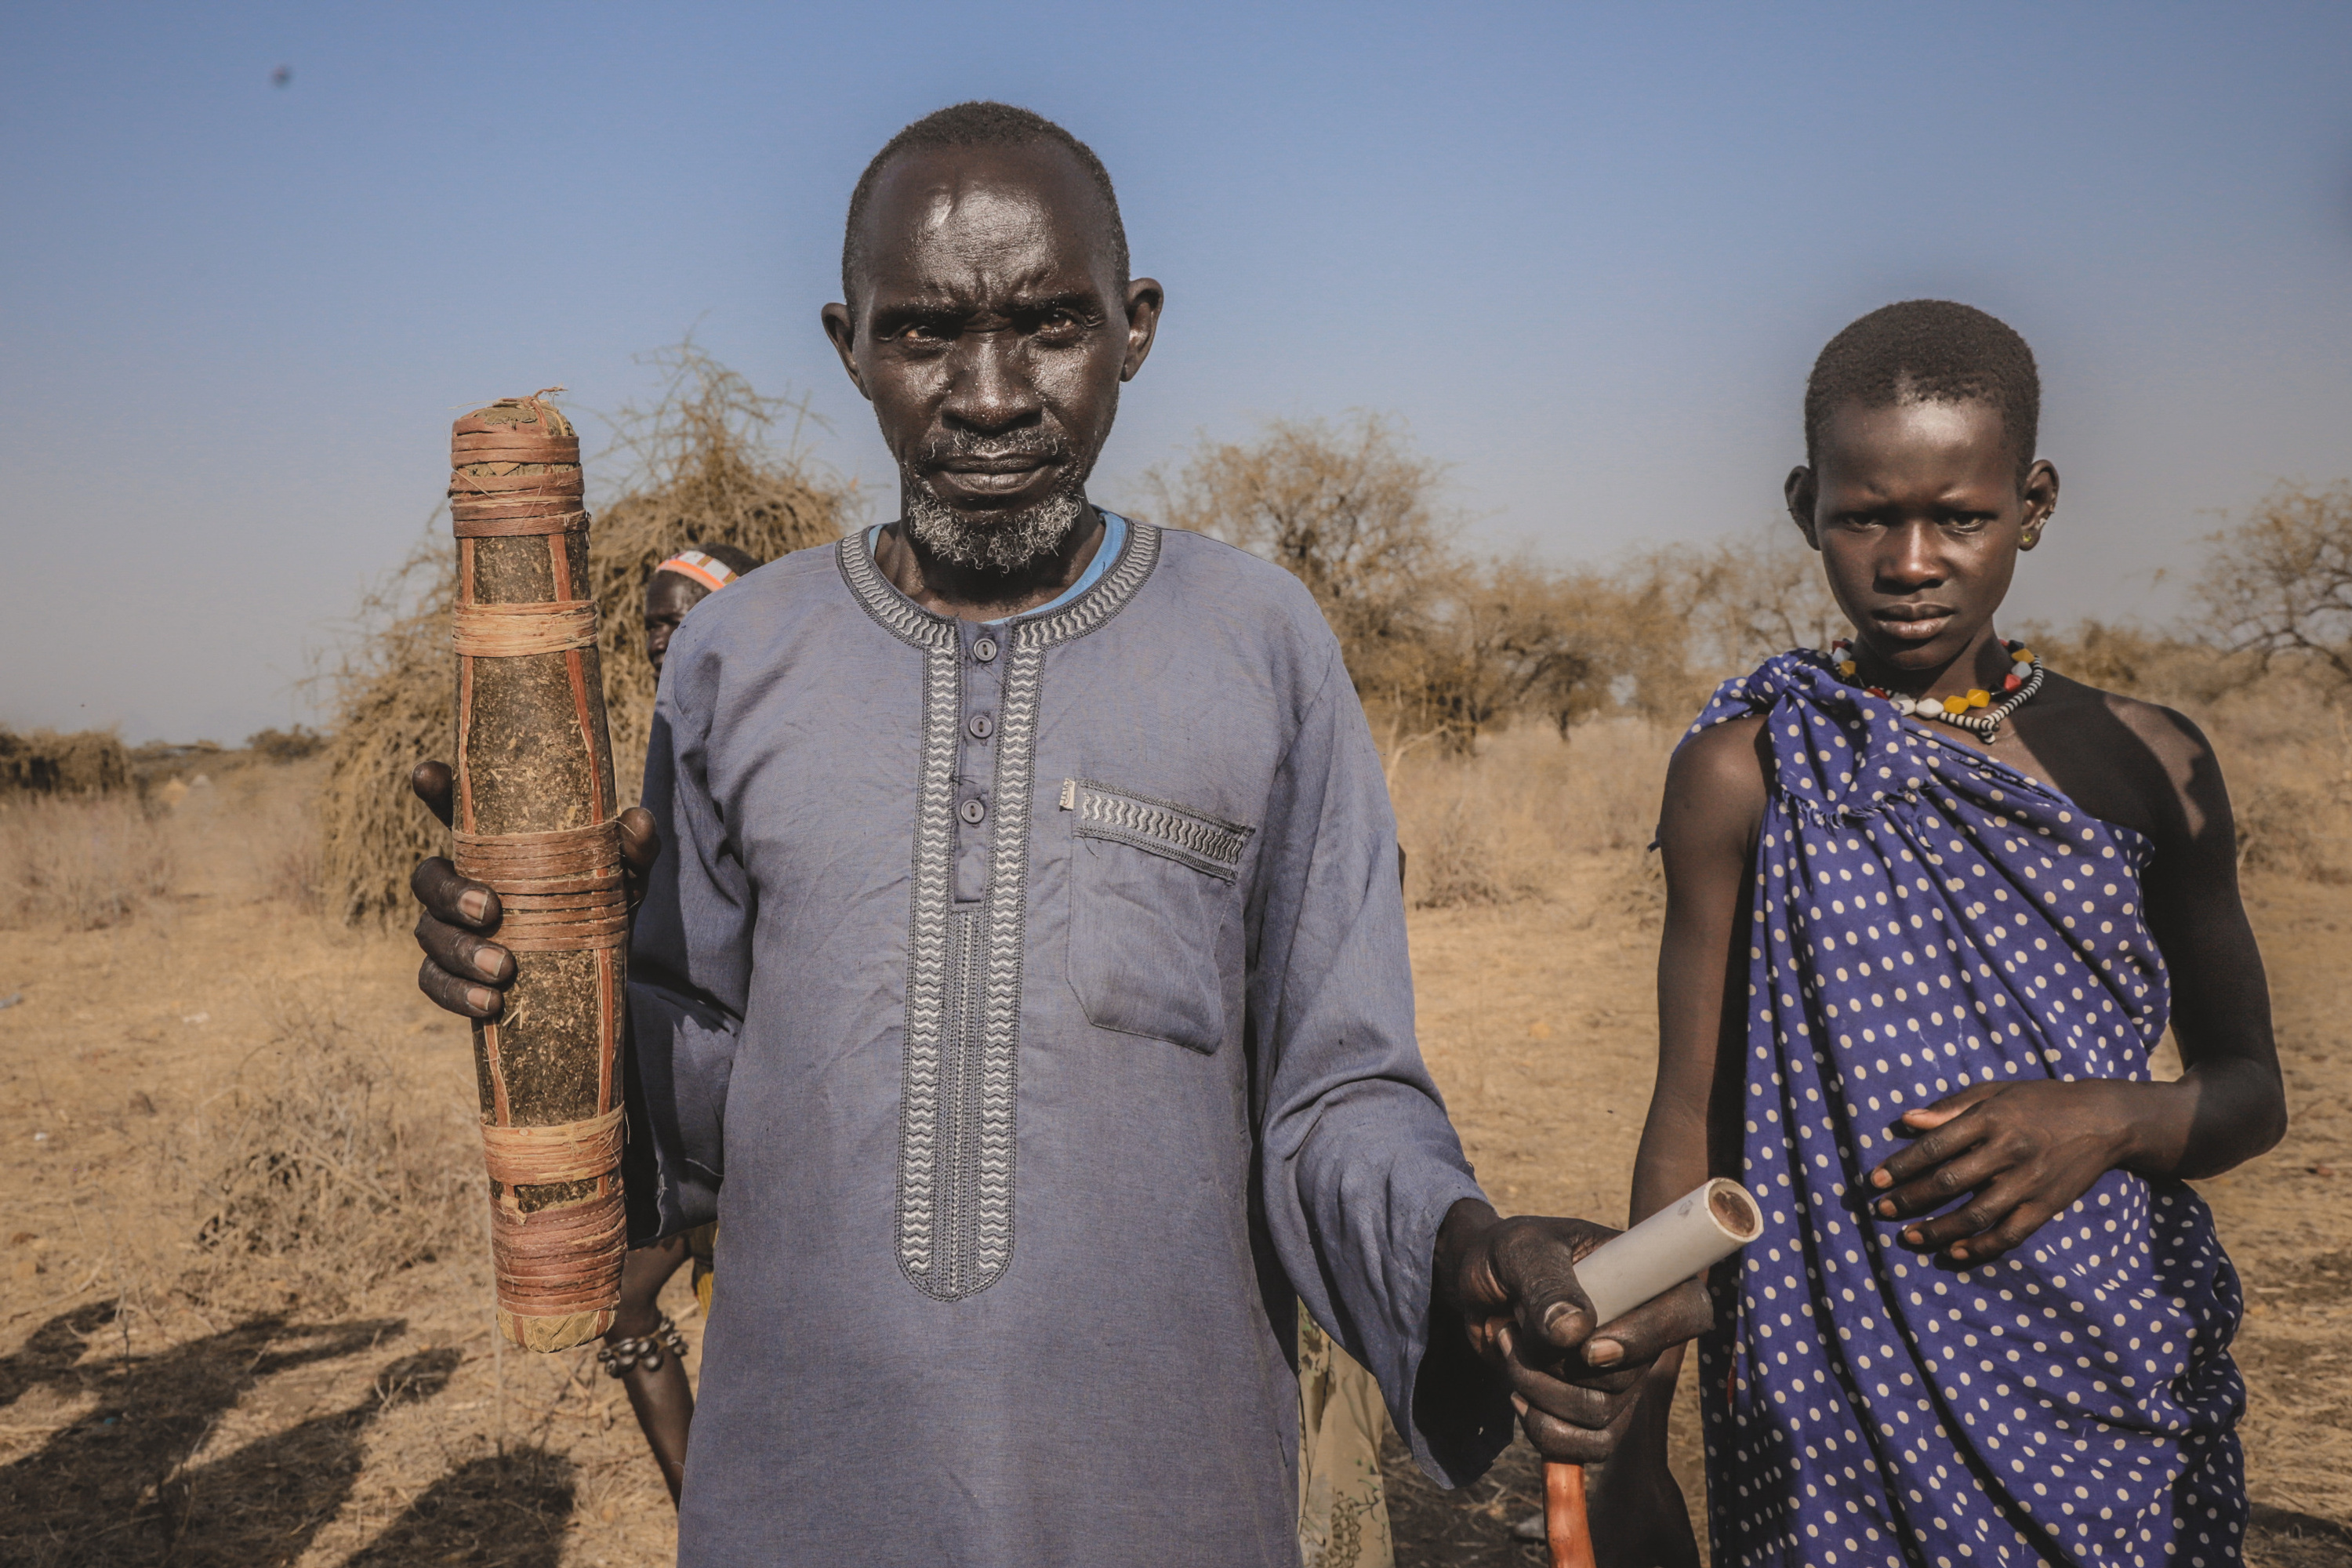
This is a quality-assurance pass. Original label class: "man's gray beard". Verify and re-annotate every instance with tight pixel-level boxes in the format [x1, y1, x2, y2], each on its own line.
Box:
[902, 481, 1091, 576]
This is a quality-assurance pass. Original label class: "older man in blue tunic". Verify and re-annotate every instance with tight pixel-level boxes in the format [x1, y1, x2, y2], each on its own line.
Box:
[409, 102, 1711, 1566]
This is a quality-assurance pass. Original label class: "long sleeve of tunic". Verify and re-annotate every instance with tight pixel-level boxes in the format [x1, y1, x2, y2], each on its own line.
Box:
[619, 519, 1506, 1567]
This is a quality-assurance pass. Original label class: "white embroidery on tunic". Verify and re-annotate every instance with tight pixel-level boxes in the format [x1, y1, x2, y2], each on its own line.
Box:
[1062, 779, 1254, 880]
[838, 518, 1161, 1300]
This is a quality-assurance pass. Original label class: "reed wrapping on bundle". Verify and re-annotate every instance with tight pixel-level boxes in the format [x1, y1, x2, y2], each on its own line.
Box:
[448, 393, 627, 1352]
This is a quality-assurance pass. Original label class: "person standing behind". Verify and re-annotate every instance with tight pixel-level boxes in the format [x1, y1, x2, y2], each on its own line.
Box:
[598, 540, 765, 1503]
[644, 545, 763, 678]
[1617, 300, 2285, 1567]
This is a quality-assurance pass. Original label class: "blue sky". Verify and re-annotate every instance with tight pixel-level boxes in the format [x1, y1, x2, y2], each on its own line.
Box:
[3, 2, 2349, 741]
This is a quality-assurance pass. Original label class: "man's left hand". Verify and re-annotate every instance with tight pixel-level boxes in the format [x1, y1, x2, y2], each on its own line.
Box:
[1437, 1201, 1714, 1465]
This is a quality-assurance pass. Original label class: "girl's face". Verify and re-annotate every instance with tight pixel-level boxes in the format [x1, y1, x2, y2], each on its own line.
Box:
[1787, 397, 2058, 677]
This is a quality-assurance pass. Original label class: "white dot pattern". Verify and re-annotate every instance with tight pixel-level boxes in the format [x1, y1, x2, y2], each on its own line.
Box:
[1684, 654, 2248, 1568]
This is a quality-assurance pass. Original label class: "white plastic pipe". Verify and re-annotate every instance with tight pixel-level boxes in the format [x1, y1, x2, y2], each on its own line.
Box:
[1572, 1178, 1762, 1327]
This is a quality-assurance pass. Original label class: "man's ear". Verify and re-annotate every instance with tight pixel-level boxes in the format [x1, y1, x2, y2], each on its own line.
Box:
[1120, 278, 1165, 383]
[821, 303, 871, 401]
[1785, 465, 1821, 550]
[2017, 459, 2060, 550]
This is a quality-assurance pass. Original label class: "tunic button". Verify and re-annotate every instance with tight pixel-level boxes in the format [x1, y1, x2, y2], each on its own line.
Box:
[968, 713, 994, 740]
[972, 637, 998, 663]
[959, 799, 986, 825]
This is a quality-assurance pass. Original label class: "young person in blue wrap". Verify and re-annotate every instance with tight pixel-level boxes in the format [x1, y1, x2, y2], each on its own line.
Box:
[1613, 301, 2287, 1568]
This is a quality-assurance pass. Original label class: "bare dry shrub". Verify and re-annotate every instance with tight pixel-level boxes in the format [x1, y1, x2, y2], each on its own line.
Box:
[316, 344, 856, 923]
[0, 793, 176, 929]
[1147, 412, 1451, 705]
[0, 725, 133, 794]
[245, 724, 327, 762]
[1149, 418, 1666, 757]
[590, 343, 855, 805]
[1615, 524, 1849, 719]
[2198, 481, 2352, 688]
[172, 998, 472, 1312]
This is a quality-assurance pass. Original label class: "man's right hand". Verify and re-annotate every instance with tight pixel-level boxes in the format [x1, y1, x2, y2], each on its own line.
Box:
[408, 761, 659, 1018]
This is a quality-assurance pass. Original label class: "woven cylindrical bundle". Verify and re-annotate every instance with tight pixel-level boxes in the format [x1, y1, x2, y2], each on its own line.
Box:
[449, 393, 626, 1352]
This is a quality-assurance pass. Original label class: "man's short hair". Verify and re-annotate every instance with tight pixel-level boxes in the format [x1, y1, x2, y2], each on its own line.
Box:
[1805, 300, 2041, 485]
[840, 101, 1129, 314]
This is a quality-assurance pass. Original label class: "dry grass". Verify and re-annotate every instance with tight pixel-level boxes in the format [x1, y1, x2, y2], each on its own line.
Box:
[0, 794, 176, 931]
[1394, 719, 1671, 913]
[163, 995, 474, 1316]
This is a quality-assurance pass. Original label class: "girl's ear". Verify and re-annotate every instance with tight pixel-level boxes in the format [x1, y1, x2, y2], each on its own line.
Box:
[1785, 466, 1821, 550]
[2017, 459, 2060, 550]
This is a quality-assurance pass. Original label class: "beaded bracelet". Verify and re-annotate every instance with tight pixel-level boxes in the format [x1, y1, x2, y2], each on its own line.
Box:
[597, 1312, 689, 1377]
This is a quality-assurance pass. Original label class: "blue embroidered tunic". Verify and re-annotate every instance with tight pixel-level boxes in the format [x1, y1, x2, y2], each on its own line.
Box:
[1684, 654, 2246, 1568]
[622, 517, 1505, 1566]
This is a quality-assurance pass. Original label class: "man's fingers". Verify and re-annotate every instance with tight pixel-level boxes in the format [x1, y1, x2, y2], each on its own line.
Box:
[415, 909, 514, 985]
[412, 857, 499, 929]
[618, 805, 661, 904]
[1516, 1384, 1640, 1465]
[1579, 1277, 1713, 1376]
[1874, 1146, 2006, 1222]
[1871, 1102, 1991, 1189]
[1499, 1225, 1606, 1357]
[417, 956, 505, 1020]
[1510, 1360, 1628, 1425]
[412, 760, 456, 829]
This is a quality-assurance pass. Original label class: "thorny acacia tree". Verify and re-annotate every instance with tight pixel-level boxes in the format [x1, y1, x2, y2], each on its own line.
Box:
[1145, 416, 1633, 757]
[2198, 481, 2352, 691]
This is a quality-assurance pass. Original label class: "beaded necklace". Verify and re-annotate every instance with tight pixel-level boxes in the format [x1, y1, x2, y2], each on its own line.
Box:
[1825, 636, 2046, 740]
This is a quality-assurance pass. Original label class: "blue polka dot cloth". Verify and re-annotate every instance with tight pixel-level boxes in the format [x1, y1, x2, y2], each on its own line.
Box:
[1682, 652, 2246, 1568]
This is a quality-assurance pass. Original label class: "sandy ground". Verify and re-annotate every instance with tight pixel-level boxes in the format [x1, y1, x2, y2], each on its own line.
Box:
[1, 765, 2347, 1566]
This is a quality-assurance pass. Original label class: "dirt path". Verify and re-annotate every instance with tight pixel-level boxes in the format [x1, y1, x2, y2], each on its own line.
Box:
[2, 771, 2347, 1566]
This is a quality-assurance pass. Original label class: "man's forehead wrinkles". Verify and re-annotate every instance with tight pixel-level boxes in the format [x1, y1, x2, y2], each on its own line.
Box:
[868, 255, 1091, 315]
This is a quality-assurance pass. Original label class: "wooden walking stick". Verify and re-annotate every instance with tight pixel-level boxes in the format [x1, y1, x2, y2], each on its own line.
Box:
[448, 390, 629, 1352]
[1544, 1180, 1762, 1568]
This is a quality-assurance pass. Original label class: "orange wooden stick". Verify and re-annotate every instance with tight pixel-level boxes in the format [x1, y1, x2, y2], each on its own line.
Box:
[1545, 1460, 1597, 1568]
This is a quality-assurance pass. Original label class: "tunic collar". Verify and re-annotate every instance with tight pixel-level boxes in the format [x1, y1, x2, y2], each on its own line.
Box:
[837, 510, 1160, 652]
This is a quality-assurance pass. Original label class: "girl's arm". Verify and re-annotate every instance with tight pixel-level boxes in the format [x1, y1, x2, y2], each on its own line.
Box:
[1589, 719, 1766, 1568]
[1867, 707, 2287, 1262]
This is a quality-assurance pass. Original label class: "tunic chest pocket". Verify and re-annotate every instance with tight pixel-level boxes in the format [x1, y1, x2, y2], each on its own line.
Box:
[1061, 778, 1254, 1054]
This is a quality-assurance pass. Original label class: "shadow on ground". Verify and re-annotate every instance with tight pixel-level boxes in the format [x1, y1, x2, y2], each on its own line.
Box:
[0, 1301, 572, 1567]
[1382, 1430, 1547, 1566]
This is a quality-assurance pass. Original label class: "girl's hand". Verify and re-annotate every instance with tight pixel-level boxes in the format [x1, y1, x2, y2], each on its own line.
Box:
[1865, 1080, 2154, 1264]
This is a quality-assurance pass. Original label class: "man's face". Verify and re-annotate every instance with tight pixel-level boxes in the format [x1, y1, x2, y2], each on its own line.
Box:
[823, 142, 1161, 574]
[1789, 397, 2054, 674]
[644, 572, 710, 678]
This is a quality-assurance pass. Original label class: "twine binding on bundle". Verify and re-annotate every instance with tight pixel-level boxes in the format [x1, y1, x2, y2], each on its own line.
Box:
[450, 601, 600, 657]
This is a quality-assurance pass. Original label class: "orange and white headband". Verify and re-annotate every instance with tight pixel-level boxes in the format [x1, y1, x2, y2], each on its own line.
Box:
[656, 550, 740, 594]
